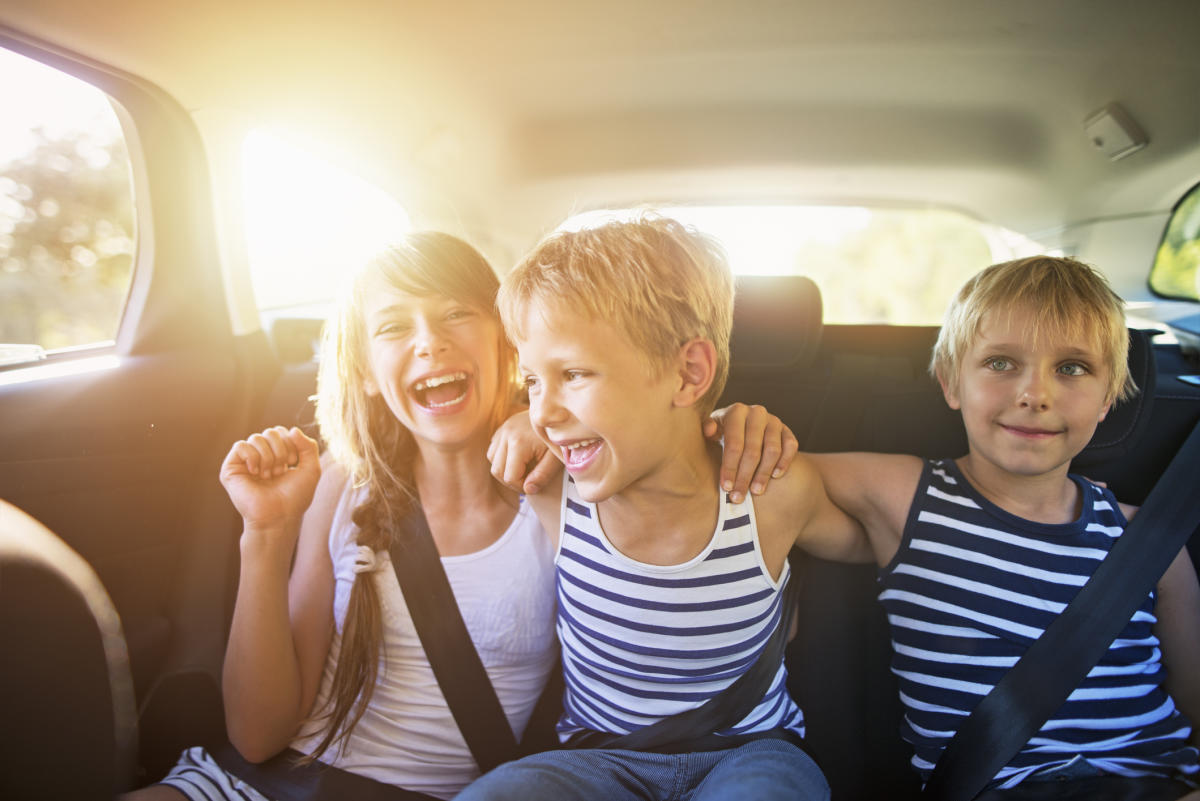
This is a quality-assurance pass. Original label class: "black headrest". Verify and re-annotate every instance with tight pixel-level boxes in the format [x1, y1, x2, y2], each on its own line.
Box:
[1073, 328, 1158, 466]
[729, 275, 823, 370]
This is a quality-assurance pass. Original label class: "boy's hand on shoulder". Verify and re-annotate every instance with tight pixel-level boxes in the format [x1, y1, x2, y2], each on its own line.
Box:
[488, 409, 563, 495]
[705, 402, 798, 503]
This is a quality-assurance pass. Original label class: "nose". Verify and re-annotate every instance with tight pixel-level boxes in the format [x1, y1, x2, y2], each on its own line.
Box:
[1017, 368, 1052, 411]
[529, 382, 568, 431]
[413, 316, 449, 359]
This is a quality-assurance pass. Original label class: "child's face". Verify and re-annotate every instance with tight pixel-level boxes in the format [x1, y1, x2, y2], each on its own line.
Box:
[941, 304, 1113, 482]
[515, 301, 684, 504]
[361, 282, 504, 451]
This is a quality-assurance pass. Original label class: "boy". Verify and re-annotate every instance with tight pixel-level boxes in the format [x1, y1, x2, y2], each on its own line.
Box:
[809, 256, 1200, 796]
[457, 217, 868, 801]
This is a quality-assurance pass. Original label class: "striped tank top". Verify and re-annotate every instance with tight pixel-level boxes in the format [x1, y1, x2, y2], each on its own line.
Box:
[879, 459, 1198, 789]
[554, 475, 805, 742]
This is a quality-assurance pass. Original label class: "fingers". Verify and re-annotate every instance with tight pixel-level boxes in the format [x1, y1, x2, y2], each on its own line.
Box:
[724, 406, 766, 503]
[711, 404, 799, 504]
[488, 436, 513, 488]
[223, 426, 311, 479]
[523, 450, 563, 495]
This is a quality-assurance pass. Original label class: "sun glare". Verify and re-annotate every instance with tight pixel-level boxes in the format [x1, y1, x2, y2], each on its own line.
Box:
[241, 130, 410, 314]
[560, 205, 873, 277]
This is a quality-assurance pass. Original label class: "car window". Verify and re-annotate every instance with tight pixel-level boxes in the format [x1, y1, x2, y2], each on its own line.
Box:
[0, 47, 136, 366]
[560, 205, 1050, 325]
[1149, 181, 1200, 302]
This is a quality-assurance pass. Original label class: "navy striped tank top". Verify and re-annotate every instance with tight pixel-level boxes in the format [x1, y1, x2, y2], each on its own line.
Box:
[554, 475, 804, 741]
[880, 459, 1198, 789]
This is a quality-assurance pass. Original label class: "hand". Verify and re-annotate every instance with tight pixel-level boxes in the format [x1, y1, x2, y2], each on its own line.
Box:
[220, 426, 322, 532]
[488, 410, 562, 495]
[704, 403, 798, 503]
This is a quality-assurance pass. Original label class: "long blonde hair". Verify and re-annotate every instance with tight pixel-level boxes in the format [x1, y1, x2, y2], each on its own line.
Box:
[306, 231, 518, 760]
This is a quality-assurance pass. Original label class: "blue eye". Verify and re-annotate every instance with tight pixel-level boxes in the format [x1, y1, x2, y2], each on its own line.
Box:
[984, 357, 1012, 371]
[1059, 362, 1088, 376]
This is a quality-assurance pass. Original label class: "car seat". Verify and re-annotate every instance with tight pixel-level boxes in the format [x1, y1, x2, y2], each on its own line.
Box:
[0, 499, 138, 800]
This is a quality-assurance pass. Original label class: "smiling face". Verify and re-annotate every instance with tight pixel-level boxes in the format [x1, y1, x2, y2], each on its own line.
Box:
[516, 302, 690, 504]
[361, 279, 505, 452]
[941, 304, 1113, 484]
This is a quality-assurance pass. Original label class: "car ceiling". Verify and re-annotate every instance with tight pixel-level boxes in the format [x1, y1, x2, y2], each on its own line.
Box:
[2, 0, 1198, 250]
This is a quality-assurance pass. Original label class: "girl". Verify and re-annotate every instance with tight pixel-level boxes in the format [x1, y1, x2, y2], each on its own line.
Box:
[131, 232, 792, 801]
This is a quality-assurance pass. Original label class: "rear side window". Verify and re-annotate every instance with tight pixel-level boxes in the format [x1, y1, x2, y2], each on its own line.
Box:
[559, 205, 1048, 325]
[0, 47, 136, 366]
[1149, 182, 1200, 301]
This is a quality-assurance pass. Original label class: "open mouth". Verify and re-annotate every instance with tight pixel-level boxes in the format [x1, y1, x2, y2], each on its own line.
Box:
[411, 371, 470, 410]
[562, 438, 603, 470]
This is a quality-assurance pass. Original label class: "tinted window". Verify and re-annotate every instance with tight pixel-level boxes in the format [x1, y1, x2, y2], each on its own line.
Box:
[560, 206, 1049, 325]
[0, 47, 135, 364]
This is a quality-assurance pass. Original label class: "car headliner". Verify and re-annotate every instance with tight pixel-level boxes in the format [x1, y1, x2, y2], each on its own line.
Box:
[1, 0, 1198, 264]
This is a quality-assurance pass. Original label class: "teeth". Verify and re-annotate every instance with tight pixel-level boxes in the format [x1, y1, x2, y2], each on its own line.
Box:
[414, 372, 467, 391]
[426, 390, 467, 408]
[568, 439, 599, 451]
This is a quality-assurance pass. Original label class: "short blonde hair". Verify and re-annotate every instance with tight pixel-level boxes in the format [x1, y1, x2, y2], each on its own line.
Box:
[931, 255, 1136, 404]
[499, 216, 734, 415]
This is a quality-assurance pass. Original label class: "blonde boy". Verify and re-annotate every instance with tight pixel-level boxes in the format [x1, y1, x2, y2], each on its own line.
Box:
[457, 218, 865, 801]
[810, 257, 1200, 795]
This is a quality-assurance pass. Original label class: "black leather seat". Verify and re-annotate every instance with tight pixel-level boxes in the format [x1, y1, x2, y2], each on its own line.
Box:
[0, 499, 138, 800]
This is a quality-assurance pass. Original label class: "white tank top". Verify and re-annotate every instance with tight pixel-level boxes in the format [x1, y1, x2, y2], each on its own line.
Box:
[290, 481, 558, 799]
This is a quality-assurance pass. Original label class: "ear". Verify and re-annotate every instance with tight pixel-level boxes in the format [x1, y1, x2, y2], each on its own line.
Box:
[1097, 399, 1112, 423]
[672, 338, 718, 409]
[937, 369, 962, 411]
[364, 372, 380, 398]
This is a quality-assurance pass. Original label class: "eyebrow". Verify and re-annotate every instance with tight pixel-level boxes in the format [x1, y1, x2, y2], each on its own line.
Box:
[979, 341, 1100, 359]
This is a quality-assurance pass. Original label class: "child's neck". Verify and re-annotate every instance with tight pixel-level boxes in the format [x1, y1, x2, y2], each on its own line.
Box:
[596, 437, 723, 567]
[955, 455, 1081, 525]
[415, 439, 520, 556]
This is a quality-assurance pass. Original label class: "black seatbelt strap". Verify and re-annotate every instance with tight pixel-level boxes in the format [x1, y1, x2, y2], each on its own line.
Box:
[923, 417, 1200, 801]
[388, 508, 518, 774]
[568, 567, 802, 753]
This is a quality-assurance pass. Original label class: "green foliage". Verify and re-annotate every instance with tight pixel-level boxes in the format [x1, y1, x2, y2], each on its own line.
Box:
[1149, 186, 1200, 301]
[0, 128, 135, 350]
[793, 210, 993, 325]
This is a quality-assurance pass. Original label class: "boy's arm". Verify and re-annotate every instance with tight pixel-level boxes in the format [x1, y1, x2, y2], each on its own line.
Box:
[790, 456, 874, 563]
[806, 452, 923, 567]
[1153, 540, 1200, 748]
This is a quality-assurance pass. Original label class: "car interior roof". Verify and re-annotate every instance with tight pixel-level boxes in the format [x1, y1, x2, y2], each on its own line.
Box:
[3, 0, 1199, 252]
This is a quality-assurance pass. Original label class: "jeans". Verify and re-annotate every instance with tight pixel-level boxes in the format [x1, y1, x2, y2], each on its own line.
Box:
[455, 738, 829, 801]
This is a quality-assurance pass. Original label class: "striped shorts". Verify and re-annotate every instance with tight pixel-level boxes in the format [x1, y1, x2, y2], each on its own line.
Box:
[160, 747, 273, 801]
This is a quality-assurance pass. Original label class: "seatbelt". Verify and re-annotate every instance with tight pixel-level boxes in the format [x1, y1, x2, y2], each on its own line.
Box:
[387, 508, 518, 774]
[567, 568, 802, 753]
[922, 417, 1200, 801]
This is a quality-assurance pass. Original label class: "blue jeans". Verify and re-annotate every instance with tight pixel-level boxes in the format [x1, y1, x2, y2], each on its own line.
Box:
[456, 738, 829, 801]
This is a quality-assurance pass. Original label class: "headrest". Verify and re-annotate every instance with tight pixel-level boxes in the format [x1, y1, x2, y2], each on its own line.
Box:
[729, 275, 823, 370]
[1073, 327, 1158, 466]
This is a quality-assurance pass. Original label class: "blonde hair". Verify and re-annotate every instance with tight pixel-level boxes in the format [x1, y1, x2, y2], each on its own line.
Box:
[931, 255, 1136, 404]
[499, 216, 734, 415]
[307, 232, 518, 761]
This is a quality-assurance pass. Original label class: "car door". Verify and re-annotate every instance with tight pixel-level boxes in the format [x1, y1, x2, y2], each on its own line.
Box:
[0, 28, 278, 737]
